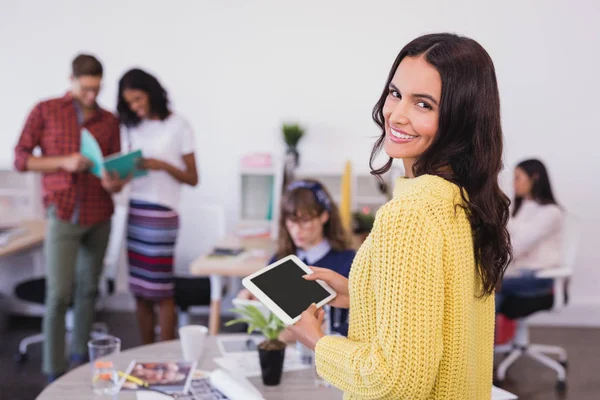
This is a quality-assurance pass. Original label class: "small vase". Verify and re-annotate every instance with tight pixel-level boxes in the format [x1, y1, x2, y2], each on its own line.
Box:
[258, 347, 286, 386]
[286, 146, 300, 167]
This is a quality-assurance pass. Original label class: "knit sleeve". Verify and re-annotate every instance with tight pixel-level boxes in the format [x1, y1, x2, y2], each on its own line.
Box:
[315, 202, 445, 399]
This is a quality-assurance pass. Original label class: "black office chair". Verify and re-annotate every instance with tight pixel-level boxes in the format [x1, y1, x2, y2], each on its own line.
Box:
[174, 277, 212, 327]
[13, 277, 114, 362]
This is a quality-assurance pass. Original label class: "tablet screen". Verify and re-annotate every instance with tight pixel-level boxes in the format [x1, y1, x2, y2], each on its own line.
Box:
[249, 259, 331, 319]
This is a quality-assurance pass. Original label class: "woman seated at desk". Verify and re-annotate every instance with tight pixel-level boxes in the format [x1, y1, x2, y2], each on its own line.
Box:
[497, 159, 564, 311]
[238, 179, 356, 336]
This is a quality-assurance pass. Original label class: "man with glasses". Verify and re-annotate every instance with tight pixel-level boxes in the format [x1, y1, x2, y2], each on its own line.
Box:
[14, 54, 127, 381]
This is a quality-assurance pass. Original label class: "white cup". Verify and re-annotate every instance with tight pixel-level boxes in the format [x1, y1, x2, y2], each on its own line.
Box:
[179, 325, 208, 362]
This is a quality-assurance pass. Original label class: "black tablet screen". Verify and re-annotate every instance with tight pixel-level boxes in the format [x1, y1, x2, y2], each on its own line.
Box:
[250, 259, 331, 319]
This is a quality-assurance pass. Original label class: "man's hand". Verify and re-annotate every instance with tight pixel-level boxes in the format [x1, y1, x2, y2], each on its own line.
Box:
[61, 153, 92, 173]
[101, 170, 131, 194]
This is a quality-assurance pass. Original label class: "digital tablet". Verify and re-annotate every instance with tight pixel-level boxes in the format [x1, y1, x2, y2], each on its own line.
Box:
[241, 255, 337, 325]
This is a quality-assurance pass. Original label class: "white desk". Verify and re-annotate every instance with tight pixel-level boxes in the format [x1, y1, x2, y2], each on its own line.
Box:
[37, 333, 517, 399]
[0, 220, 46, 315]
[0, 219, 45, 258]
[37, 334, 342, 400]
[189, 234, 275, 335]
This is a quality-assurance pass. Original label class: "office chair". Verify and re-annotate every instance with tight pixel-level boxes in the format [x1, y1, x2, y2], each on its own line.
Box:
[174, 203, 226, 328]
[13, 205, 127, 362]
[13, 276, 114, 362]
[494, 214, 580, 392]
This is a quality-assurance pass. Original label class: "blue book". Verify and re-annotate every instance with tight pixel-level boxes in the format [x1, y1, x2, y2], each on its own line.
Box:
[80, 129, 148, 179]
[103, 150, 148, 180]
[80, 128, 104, 177]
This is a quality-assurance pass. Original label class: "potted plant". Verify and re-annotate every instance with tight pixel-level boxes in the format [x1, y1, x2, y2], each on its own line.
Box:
[282, 123, 305, 167]
[353, 207, 376, 233]
[225, 305, 287, 386]
[352, 207, 376, 246]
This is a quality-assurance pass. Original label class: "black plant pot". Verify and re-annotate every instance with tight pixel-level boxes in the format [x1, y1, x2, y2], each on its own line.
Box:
[258, 347, 286, 386]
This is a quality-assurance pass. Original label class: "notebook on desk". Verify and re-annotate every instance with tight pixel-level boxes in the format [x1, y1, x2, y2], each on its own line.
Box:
[0, 227, 27, 247]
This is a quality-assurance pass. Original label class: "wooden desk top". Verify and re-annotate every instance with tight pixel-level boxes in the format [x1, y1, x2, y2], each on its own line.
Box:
[0, 219, 45, 258]
[37, 334, 342, 400]
[190, 234, 276, 277]
[188, 231, 368, 278]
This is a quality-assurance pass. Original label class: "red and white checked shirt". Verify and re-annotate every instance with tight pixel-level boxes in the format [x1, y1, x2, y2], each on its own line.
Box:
[14, 92, 121, 226]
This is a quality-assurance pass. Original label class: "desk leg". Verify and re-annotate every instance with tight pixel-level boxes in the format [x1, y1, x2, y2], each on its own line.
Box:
[229, 277, 242, 296]
[32, 248, 44, 276]
[209, 275, 223, 335]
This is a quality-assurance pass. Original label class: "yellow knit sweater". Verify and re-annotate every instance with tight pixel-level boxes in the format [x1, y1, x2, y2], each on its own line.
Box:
[315, 174, 495, 399]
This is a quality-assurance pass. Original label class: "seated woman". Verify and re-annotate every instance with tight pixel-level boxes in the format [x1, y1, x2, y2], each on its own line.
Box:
[238, 179, 356, 336]
[497, 159, 564, 312]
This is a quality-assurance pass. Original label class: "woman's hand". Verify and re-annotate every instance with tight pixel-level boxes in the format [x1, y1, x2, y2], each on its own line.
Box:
[278, 328, 296, 343]
[101, 170, 131, 193]
[236, 288, 257, 300]
[304, 267, 350, 309]
[288, 304, 326, 351]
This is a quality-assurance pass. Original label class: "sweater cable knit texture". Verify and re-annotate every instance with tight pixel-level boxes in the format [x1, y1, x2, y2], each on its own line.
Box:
[315, 174, 495, 399]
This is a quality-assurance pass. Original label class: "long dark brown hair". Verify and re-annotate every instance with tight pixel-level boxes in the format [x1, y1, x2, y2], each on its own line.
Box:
[117, 68, 170, 128]
[370, 33, 512, 296]
[276, 179, 351, 259]
[513, 159, 558, 217]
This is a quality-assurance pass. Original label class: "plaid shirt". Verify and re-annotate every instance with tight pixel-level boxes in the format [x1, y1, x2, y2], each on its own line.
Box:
[14, 92, 121, 226]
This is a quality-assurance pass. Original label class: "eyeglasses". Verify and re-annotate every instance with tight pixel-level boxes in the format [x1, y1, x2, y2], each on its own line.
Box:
[79, 85, 101, 94]
[285, 216, 318, 229]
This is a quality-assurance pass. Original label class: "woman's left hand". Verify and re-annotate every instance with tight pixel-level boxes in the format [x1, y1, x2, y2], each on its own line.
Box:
[288, 304, 326, 351]
[140, 158, 165, 170]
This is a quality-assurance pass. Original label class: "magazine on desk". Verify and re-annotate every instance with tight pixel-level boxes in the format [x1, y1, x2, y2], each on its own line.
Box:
[120, 361, 196, 394]
[172, 370, 229, 400]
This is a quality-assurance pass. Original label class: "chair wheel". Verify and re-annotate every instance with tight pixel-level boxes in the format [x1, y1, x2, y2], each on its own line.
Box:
[556, 381, 567, 392]
[14, 353, 28, 363]
[493, 378, 504, 387]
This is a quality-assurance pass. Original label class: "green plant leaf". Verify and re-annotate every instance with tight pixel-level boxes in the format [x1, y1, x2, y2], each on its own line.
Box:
[247, 324, 257, 335]
[282, 123, 305, 147]
[227, 305, 286, 339]
[243, 306, 269, 327]
[224, 318, 249, 327]
[228, 307, 261, 324]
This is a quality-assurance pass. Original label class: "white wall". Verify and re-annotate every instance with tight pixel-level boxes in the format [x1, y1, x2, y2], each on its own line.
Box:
[1, 1, 599, 312]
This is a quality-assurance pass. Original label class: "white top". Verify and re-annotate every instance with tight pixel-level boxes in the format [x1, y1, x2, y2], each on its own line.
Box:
[123, 113, 195, 212]
[507, 199, 564, 274]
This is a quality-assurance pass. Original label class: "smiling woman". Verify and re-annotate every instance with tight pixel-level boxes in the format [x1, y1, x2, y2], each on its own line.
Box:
[382, 56, 441, 165]
[117, 68, 199, 345]
[289, 33, 512, 400]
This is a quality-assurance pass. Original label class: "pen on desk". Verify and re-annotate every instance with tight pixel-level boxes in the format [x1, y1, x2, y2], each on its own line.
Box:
[117, 371, 174, 398]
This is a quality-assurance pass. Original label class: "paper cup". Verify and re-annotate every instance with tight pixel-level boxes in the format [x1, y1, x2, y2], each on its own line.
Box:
[179, 325, 208, 362]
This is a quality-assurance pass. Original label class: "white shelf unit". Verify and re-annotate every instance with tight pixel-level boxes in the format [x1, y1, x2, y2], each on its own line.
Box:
[0, 169, 43, 223]
[239, 161, 284, 240]
[294, 167, 391, 214]
[238, 161, 402, 234]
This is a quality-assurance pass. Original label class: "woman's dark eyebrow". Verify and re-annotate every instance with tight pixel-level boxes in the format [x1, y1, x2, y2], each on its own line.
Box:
[412, 93, 439, 106]
[389, 83, 439, 106]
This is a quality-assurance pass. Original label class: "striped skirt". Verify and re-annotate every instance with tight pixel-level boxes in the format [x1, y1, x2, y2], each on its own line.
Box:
[127, 200, 179, 300]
